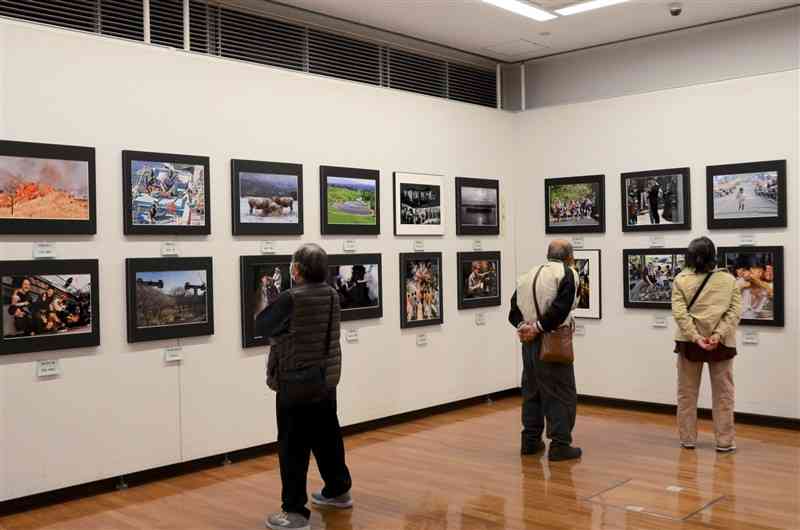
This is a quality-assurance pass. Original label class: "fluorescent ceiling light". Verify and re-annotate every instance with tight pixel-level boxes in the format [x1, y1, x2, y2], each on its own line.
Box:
[556, 0, 631, 16]
[482, 0, 557, 22]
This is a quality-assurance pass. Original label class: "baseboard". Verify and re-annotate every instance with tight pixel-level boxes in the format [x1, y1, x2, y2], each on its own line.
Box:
[0, 387, 519, 516]
[577, 394, 800, 431]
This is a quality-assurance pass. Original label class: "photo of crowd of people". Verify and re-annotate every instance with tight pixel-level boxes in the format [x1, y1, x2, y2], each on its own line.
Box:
[402, 255, 442, 327]
[719, 250, 779, 323]
[400, 184, 441, 226]
[125, 152, 208, 231]
[329, 261, 381, 319]
[2, 274, 92, 339]
[548, 183, 600, 227]
[625, 251, 685, 306]
[711, 171, 779, 220]
[623, 170, 688, 229]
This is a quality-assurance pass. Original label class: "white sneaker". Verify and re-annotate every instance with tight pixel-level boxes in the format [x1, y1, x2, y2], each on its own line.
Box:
[680, 442, 696, 449]
[716, 444, 737, 453]
[311, 491, 353, 509]
[265, 511, 310, 530]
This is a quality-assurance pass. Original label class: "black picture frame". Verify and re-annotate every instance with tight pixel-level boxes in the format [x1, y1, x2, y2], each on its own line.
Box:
[125, 257, 214, 343]
[573, 249, 602, 320]
[456, 251, 501, 310]
[455, 177, 500, 236]
[717, 246, 784, 327]
[623, 248, 686, 309]
[544, 175, 605, 234]
[706, 160, 787, 230]
[621, 167, 691, 232]
[328, 254, 383, 322]
[320, 165, 380, 235]
[399, 252, 443, 328]
[231, 159, 304, 236]
[0, 139, 97, 235]
[122, 150, 211, 236]
[240, 255, 293, 348]
[0, 259, 100, 355]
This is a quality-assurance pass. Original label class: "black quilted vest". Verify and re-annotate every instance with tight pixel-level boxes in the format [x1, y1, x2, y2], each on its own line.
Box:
[267, 283, 342, 391]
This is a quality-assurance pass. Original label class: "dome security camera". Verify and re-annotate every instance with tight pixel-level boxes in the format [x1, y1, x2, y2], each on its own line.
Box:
[669, 2, 683, 16]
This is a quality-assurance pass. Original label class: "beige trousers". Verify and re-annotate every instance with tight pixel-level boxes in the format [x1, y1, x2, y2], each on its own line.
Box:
[676, 355, 735, 447]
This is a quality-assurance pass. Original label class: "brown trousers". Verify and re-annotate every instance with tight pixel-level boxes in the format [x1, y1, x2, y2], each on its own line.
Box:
[676, 354, 735, 447]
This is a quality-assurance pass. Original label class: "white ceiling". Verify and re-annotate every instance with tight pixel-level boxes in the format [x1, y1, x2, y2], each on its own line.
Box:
[274, 0, 798, 62]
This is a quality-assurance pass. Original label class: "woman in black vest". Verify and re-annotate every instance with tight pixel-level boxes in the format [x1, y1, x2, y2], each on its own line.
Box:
[257, 243, 352, 530]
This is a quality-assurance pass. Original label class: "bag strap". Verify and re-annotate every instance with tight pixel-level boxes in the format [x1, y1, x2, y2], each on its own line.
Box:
[688, 271, 715, 310]
[532, 266, 543, 321]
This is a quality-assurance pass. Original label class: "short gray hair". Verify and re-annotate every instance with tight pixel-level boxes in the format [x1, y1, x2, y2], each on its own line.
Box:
[292, 243, 328, 282]
[547, 240, 574, 262]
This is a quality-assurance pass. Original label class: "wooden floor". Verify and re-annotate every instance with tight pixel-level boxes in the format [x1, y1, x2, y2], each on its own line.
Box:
[1, 396, 798, 530]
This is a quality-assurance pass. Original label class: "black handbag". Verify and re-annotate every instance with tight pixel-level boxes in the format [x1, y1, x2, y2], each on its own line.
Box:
[278, 292, 335, 404]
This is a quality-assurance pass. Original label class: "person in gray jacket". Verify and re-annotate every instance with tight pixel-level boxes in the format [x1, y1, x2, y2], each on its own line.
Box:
[257, 243, 352, 530]
[508, 240, 582, 461]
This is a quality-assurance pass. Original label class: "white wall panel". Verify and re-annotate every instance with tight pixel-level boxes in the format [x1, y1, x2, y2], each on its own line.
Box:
[0, 20, 518, 498]
[514, 71, 799, 418]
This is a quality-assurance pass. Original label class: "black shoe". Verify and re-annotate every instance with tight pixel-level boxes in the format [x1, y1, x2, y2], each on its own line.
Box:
[549, 445, 582, 461]
[521, 440, 546, 455]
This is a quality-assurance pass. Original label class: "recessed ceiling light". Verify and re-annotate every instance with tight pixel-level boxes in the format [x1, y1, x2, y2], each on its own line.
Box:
[481, 0, 557, 22]
[556, 0, 631, 16]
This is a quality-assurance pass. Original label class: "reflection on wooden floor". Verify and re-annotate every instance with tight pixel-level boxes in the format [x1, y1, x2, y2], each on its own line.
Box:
[1, 396, 798, 530]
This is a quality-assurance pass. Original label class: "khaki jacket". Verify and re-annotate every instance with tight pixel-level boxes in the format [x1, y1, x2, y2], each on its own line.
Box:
[671, 268, 742, 347]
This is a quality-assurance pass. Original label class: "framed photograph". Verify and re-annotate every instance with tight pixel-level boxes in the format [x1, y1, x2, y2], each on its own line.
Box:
[394, 172, 445, 236]
[328, 254, 383, 322]
[122, 150, 211, 235]
[623, 248, 686, 309]
[573, 249, 602, 319]
[545, 175, 605, 234]
[320, 165, 380, 235]
[706, 160, 787, 229]
[240, 255, 293, 348]
[456, 251, 501, 310]
[717, 246, 784, 327]
[125, 257, 214, 343]
[0, 140, 96, 235]
[1, 259, 99, 355]
[400, 252, 443, 328]
[621, 168, 691, 232]
[231, 159, 303, 235]
[455, 178, 500, 235]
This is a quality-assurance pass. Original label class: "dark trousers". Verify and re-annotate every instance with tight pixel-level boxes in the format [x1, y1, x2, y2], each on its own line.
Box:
[276, 393, 352, 518]
[649, 205, 660, 224]
[521, 337, 577, 448]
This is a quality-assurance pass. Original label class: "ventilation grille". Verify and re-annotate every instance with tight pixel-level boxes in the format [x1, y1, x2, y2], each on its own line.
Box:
[150, 0, 183, 48]
[0, 0, 498, 108]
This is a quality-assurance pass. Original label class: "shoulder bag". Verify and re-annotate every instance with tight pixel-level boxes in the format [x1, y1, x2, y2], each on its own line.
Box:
[278, 291, 335, 404]
[532, 265, 575, 364]
[687, 271, 715, 311]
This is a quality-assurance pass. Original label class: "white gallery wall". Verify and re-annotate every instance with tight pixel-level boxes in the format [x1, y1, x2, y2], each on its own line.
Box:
[0, 20, 519, 501]
[514, 69, 799, 419]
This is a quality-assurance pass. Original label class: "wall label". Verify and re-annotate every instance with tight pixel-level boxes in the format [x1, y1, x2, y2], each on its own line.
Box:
[345, 329, 359, 343]
[649, 235, 665, 248]
[343, 240, 357, 253]
[260, 241, 276, 254]
[652, 315, 668, 328]
[739, 234, 756, 247]
[571, 236, 584, 250]
[413, 240, 425, 252]
[416, 333, 428, 347]
[574, 324, 586, 336]
[36, 359, 61, 378]
[32, 242, 57, 260]
[475, 313, 486, 326]
[472, 240, 483, 251]
[160, 241, 179, 256]
[742, 330, 759, 345]
[164, 346, 183, 362]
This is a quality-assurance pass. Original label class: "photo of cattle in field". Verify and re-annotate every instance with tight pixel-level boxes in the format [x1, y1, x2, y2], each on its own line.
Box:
[239, 172, 299, 224]
[134, 270, 209, 329]
[0, 155, 90, 221]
